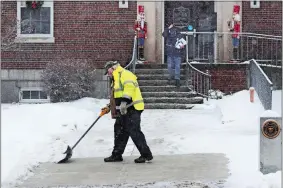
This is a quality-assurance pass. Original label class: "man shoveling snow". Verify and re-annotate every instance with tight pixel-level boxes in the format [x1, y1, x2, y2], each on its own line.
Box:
[102, 61, 153, 163]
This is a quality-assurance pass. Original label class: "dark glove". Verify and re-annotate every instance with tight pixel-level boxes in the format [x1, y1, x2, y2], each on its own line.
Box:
[119, 102, 127, 115]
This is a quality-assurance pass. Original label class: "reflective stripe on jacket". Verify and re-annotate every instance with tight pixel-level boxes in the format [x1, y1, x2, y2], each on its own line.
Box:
[112, 65, 144, 111]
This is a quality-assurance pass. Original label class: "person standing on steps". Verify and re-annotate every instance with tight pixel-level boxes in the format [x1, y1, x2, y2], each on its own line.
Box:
[162, 22, 185, 88]
[101, 60, 153, 163]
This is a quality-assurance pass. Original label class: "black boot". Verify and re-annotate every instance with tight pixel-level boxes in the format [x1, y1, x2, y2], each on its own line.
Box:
[104, 155, 123, 162]
[134, 155, 153, 163]
[175, 79, 180, 88]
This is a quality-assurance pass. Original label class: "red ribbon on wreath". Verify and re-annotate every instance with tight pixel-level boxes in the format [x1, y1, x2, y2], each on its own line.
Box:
[31, 1, 37, 9]
[26, 1, 44, 10]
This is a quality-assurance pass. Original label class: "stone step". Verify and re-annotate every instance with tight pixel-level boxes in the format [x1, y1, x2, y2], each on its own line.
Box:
[144, 97, 203, 104]
[136, 63, 187, 69]
[135, 69, 186, 75]
[142, 91, 196, 98]
[138, 80, 186, 86]
[140, 86, 189, 92]
[144, 103, 195, 109]
[137, 74, 186, 80]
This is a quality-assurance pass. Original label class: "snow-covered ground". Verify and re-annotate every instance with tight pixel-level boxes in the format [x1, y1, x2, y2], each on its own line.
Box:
[1, 90, 282, 188]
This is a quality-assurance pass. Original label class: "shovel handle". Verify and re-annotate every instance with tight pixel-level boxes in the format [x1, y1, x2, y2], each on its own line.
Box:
[71, 110, 105, 150]
[100, 108, 109, 117]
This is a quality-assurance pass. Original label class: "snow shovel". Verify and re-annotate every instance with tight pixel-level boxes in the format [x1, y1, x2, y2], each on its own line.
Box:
[57, 108, 108, 164]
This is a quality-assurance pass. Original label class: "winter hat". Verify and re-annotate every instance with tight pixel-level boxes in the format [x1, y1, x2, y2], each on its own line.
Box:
[104, 61, 119, 75]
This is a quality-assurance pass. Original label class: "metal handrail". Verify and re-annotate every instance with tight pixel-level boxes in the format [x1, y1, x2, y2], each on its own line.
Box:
[124, 36, 138, 73]
[185, 62, 211, 76]
[185, 61, 212, 99]
[183, 35, 212, 99]
[180, 31, 282, 65]
[249, 59, 273, 110]
[181, 31, 282, 39]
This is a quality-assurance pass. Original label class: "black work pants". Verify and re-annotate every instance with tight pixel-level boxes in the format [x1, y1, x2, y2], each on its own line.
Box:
[112, 110, 152, 157]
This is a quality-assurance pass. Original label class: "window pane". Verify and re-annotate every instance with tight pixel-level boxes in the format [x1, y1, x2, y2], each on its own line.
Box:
[21, 8, 30, 20]
[20, 7, 51, 34]
[31, 91, 40, 99]
[21, 8, 31, 34]
[41, 7, 50, 21]
[22, 91, 30, 99]
[31, 9, 41, 21]
[39, 91, 48, 99]
[41, 22, 50, 34]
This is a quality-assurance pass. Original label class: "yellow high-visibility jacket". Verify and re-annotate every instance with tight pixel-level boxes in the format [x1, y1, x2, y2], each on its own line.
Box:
[112, 65, 144, 111]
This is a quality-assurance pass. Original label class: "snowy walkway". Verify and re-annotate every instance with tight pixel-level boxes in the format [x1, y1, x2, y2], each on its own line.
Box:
[18, 154, 229, 188]
[2, 90, 281, 188]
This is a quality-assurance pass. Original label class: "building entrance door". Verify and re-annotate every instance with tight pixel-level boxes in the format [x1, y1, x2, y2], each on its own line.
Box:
[164, 1, 217, 63]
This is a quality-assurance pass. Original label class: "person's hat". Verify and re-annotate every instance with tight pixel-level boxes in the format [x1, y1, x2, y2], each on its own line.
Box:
[104, 61, 119, 75]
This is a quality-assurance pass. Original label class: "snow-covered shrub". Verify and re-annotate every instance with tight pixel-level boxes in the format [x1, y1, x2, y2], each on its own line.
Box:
[41, 59, 97, 102]
[208, 89, 224, 99]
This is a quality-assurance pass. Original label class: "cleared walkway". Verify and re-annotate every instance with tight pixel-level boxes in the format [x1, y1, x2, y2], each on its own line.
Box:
[18, 153, 229, 188]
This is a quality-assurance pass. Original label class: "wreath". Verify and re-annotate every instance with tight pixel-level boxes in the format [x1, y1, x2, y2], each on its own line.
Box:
[26, 1, 44, 10]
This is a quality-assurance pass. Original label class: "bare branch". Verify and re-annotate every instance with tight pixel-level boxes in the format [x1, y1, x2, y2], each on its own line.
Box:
[1, 13, 30, 51]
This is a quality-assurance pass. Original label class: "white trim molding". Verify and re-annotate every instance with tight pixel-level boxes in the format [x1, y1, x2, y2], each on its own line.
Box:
[16, 0, 54, 43]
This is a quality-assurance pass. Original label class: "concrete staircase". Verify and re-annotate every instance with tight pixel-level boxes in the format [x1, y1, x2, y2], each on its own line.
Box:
[135, 64, 204, 109]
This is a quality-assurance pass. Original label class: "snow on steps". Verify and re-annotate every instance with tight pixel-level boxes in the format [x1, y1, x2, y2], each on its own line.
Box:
[144, 97, 203, 104]
[135, 68, 186, 75]
[139, 80, 186, 86]
[138, 74, 186, 80]
[145, 103, 195, 109]
[140, 86, 189, 92]
[142, 91, 197, 98]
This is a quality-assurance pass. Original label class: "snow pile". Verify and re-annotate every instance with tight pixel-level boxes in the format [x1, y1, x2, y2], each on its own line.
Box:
[1, 98, 109, 186]
[1, 90, 282, 188]
[261, 110, 281, 118]
[208, 89, 224, 99]
[272, 90, 281, 115]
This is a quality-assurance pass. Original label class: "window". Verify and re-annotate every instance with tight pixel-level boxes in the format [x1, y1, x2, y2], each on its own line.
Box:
[16, 1, 54, 43]
[19, 88, 50, 103]
[250, 0, 260, 8]
[119, 0, 128, 8]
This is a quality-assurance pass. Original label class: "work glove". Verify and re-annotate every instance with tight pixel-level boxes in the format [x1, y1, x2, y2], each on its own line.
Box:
[101, 104, 110, 114]
[119, 102, 127, 115]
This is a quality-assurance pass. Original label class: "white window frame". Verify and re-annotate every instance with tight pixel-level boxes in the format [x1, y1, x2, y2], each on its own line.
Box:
[16, 0, 54, 43]
[119, 0, 128, 8]
[250, 0, 260, 8]
[19, 87, 50, 103]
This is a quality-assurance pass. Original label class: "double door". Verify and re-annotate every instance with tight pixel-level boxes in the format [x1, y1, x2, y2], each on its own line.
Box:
[164, 1, 217, 63]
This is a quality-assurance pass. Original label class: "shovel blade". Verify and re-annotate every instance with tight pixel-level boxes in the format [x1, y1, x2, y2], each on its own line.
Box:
[57, 145, 73, 164]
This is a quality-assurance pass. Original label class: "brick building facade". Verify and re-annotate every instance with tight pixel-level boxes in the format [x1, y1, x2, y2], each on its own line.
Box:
[242, 1, 282, 36]
[1, 1, 282, 103]
[1, 1, 137, 69]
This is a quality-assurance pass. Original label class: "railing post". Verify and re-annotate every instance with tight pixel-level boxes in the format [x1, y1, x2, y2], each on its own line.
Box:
[186, 35, 189, 63]
[206, 70, 210, 100]
[214, 31, 217, 64]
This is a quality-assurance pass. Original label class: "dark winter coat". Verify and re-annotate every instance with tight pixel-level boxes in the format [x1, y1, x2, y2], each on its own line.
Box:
[162, 27, 183, 57]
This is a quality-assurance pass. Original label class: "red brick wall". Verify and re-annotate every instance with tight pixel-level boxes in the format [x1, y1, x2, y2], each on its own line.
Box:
[209, 68, 247, 93]
[1, 1, 137, 69]
[137, 63, 249, 94]
[242, 1, 282, 35]
[241, 1, 282, 63]
[193, 64, 248, 93]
